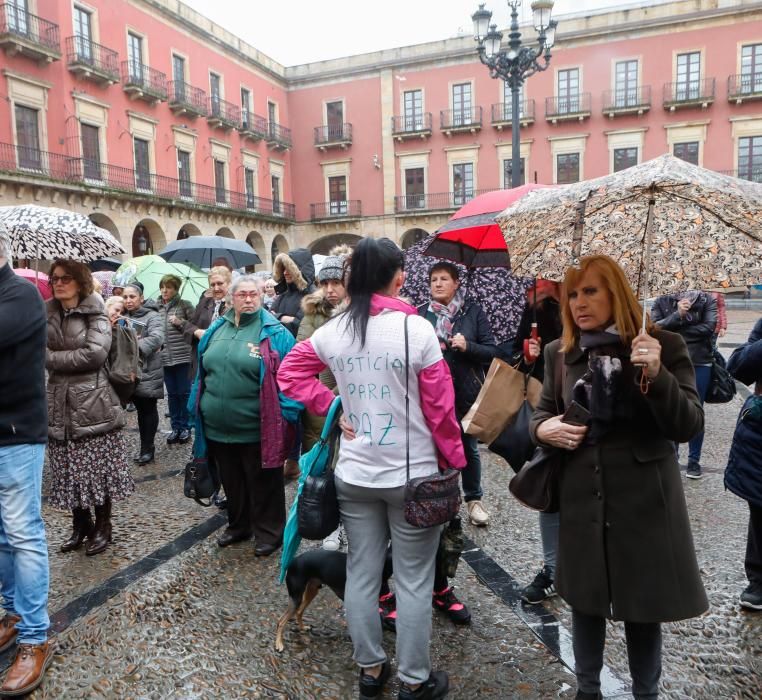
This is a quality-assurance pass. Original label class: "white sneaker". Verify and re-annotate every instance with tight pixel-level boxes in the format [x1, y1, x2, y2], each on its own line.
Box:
[322, 524, 343, 551]
[467, 500, 489, 526]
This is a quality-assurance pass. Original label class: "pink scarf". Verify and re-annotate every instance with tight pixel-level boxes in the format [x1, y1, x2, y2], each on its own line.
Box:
[369, 294, 417, 316]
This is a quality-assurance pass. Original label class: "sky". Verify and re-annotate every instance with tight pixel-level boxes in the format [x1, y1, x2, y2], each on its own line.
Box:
[183, 0, 657, 66]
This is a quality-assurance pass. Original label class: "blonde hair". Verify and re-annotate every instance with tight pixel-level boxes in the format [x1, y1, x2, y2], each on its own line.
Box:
[208, 266, 232, 284]
[104, 296, 124, 313]
[560, 255, 652, 352]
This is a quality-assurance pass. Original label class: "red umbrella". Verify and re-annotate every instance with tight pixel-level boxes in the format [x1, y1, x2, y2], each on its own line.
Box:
[424, 184, 550, 268]
[13, 268, 52, 300]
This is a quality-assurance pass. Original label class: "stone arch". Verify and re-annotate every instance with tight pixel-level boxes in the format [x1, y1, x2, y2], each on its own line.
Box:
[401, 228, 429, 250]
[308, 233, 362, 255]
[177, 223, 202, 240]
[270, 234, 289, 265]
[132, 218, 167, 257]
[246, 231, 266, 271]
[216, 227, 235, 238]
[89, 213, 120, 243]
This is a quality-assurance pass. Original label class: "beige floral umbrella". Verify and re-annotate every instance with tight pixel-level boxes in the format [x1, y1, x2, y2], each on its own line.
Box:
[496, 154, 762, 311]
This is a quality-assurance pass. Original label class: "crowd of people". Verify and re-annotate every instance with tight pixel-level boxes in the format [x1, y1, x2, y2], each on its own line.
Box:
[0, 226, 759, 699]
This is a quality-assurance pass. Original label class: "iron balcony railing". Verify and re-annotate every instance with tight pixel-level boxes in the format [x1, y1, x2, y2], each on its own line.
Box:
[209, 97, 241, 127]
[602, 85, 651, 112]
[440, 107, 483, 130]
[0, 141, 295, 219]
[718, 168, 762, 183]
[120, 60, 168, 100]
[545, 93, 592, 118]
[168, 81, 208, 116]
[240, 111, 268, 137]
[310, 200, 362, 220]
[491, 99, 536, 123]
[663, 78, 715, 105]
[267, 122, 292, 148]
[314, 123, 353, 145]
[391, 113, 433, 134]
[394, 189, 498, 213]
[728, 73, 762, 99]
[0, 4, 60, 52]
[65, 36, 118, 80]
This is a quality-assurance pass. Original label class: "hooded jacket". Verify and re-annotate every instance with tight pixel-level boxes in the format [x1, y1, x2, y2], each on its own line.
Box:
[124, 299, 165, 399]
[271, 248, 315, 336]
[158, 295, 194, 367]
[46, 293, 125, 440]
[650, 292, 718, 366]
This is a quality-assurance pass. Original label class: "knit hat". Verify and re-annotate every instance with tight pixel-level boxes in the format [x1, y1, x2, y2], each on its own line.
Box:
[318, 254, 347, 283]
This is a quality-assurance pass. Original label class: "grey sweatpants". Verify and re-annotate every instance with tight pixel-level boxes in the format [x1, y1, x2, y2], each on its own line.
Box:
[336, 476, 440, 685]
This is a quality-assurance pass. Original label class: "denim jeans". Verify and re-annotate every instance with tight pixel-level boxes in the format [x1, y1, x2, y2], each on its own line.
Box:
[460, 431, 483, 502]
[163, 363, 191, 432]
[682, 364, 712, 464]
[0, 444, 49, 644]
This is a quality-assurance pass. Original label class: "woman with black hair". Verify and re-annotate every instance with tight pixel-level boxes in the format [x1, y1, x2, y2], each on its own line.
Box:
[279, 237, 464, 700]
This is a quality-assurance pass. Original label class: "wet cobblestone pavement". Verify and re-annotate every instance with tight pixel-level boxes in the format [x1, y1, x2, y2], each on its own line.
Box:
[9, 310, 762, 698]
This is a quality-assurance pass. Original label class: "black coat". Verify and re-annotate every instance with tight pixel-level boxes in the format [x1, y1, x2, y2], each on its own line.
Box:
[0, 264, 47, 446]
[650, 292, 717, 366]
[417, 301, 497, 419]
[509, 298, 563, 382]
[725, 317, 762, 508]
[271, 248, 315, 337]
[180, 294, 226, 378]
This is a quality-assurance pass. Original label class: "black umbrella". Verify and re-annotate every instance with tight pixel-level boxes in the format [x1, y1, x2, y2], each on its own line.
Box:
[88, 257, 122, 272]
[158, 236, 261, 269]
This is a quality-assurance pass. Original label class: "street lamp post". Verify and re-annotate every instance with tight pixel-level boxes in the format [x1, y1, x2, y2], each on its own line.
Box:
[473, 1, 557, 188]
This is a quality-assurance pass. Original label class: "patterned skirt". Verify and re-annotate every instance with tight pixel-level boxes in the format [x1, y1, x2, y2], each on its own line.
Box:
[48, 430, 135, 510]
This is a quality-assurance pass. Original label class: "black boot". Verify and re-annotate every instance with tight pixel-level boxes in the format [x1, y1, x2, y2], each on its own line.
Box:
[137, 447, 155, 465]
[86, 499, 112, 556]
[60, 508, 94, 553]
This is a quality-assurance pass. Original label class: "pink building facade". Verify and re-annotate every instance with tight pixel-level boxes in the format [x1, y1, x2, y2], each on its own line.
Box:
[1, 0, 761, 265]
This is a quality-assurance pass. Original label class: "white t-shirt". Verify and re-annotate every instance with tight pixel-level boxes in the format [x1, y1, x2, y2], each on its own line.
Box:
[310, 309, 442, 488]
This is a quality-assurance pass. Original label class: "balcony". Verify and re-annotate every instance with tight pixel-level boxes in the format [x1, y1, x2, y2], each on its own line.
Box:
[394, 189, 497, 214]
[0, 141, 295, 221]
[391, 113, 432, 141]
[545, 93, 592, 123]
[718, 168, 762, 183]
[728, 73, 762, 104]
[440, 107, 483, 135]
[239, 111, 267, 141]
[168, 81, 208, 118]
[0, 4, 60, 63]
[121, 61, 167, 104]
[491, 100, 536, 129]
[663, 78, 715, 111]
[314, 123, 353, 150]
[310, 200, 362, 221]
[602, 86, 651, 117]
[266, 122, 292, 150]
[65, 36, 118, 85]
[207, 97, 240, 130]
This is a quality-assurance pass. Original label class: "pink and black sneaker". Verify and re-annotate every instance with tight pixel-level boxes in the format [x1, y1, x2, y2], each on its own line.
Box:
[432, 586, 471, 625]
[378, 592, 397, 632]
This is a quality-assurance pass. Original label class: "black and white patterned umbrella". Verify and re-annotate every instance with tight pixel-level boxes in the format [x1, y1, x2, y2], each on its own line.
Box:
[0, 205, 125, 262]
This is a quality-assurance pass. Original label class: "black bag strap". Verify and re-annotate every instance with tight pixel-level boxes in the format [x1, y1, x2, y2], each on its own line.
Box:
[404, 314, 410, 484]
[553, 350, 566, 415]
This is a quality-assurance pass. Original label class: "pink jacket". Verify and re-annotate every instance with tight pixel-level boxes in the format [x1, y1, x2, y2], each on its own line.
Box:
[277, 294, 466, 470]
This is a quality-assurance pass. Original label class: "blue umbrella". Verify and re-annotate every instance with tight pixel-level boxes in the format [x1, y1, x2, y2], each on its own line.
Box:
[280, 396, 343, 583]
[158, 235, 261, 269]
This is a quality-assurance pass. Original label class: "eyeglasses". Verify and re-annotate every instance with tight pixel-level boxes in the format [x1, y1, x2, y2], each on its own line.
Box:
[233, 291, 259, 300]
[50, 274, 74, 285]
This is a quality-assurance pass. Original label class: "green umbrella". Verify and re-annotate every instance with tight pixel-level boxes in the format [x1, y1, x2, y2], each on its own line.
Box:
[114, 256, 208, 303]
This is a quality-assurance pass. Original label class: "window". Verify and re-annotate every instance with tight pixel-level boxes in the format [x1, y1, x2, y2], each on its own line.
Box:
[326, 101, 344, 140]
[210, 73, 221, 116]
[268, 102, 277, 138]
[127, 33, 143, 82]
[673, 141, 699, 165]
[502, 82, 524, 119]
[177, 149, 192, 198]
[73, 6, 92, 61]
[452, 83, 472, 126]
[244, 166, 256, 208]
[14, 104, 40, 170]
[81, 124, 101, 181]
[738, 136, 762, 182]
[558, 68, 580, 113]
[741, 44, 762, 94]
[503, 158, 526, 188]
[614, 60, 638, 107]
[133, 137, 151, 190]
[329, 175, 347, 215]
[403, 90, 423, 131]
[676, 52, 701, 100]
[241, 88, 251, 128]
[613, 147, 638, 172]
[7, 0, 28, 35]
[405, 167, 425, 209]
[452, 162, 474, 206]
[172, 55, 185, 102]
[556, 153, 580, 184]
[271, 175, 281, 213]
[214, 159, 226, 204]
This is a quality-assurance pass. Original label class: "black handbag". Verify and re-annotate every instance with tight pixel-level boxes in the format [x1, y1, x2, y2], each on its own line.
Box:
[706, 349, 737, 404]
[402, 315, 462, 529]
[183, 457, 215, 507]
[488, 372, 536, 472]
[297, 471, 341, 540]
